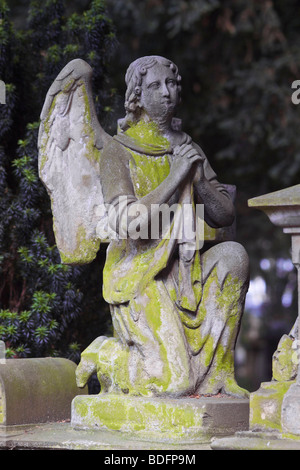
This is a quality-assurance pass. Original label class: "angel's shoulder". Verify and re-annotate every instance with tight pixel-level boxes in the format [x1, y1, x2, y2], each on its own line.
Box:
[101, 136, 132, 166]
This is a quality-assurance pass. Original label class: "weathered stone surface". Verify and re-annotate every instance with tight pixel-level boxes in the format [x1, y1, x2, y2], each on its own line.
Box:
[249, 380, 295, 433]
[0, 358, 87, 426]
[0, 422, 212, 450]
[71, 394, 249, 444]
[248, 184, 300, 207]
[211, 431, 300, 450]
[248, 184, 300, 228]
[272, 334, 297, 382]
[203, 184, 236, 242]
[282, 382, 300, 435]
[38, 59, 111, 264]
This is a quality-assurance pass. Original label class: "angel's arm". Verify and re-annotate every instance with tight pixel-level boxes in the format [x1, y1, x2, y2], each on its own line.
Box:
[192, 144, 235, 228]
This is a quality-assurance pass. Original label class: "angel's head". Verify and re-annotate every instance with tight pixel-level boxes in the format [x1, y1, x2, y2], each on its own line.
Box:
[120, 55, 182, 131]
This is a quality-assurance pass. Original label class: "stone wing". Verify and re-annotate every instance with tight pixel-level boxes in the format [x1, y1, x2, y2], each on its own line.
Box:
[38, 59, 111, 264]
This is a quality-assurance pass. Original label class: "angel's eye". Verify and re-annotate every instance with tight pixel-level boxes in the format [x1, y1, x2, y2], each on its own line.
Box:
[167, 79, 176, 87]
[148, 81, 160, 89]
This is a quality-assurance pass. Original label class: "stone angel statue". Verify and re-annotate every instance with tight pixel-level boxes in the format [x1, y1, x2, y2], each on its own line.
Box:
[38, 56, 250, 399]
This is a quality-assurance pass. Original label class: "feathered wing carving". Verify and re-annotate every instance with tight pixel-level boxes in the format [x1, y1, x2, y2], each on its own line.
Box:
[38, 59, 112, 264]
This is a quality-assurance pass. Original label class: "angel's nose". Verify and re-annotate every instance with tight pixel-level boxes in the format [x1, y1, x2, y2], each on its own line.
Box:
[162, 82, 170, 97]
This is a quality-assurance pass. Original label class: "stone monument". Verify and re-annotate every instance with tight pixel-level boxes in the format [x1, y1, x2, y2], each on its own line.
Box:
[0, 356, 87, 427]
[38, 56, 250, 444]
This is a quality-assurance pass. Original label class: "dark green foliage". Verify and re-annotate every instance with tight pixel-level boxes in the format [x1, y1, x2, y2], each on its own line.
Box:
[0, 0, 115, 359]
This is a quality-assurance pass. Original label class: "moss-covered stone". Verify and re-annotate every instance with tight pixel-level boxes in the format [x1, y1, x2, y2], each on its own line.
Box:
[272, 334, 297, 382]
[39, 70, 107, 265]
[125, 119, 171, 153]
[71, 393, 249, 443]
[59, 224, 100, 265]
[250, 380, 295, 433]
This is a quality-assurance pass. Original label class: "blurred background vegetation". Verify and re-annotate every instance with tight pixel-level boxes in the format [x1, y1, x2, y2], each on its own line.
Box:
[1, 0, 300, 392]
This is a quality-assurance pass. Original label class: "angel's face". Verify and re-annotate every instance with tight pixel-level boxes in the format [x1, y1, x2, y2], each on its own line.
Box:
[139, 62, 180, 124]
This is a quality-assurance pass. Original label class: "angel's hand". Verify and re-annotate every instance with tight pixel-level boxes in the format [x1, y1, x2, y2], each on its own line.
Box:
[170, 143, 205, 183]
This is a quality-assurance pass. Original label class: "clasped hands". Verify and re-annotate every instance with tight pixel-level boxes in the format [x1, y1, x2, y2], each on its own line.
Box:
[171, 143, 205, 183]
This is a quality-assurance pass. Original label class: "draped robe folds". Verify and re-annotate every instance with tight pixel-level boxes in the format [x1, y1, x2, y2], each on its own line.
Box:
[96, 120, 249, 398]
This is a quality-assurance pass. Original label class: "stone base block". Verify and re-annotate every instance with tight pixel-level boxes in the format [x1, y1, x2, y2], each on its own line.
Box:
[71, 394, 249, 444]
[249, 380, 295, 433]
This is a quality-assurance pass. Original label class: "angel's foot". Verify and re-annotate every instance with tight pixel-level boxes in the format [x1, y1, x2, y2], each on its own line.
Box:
[76, 359, 96, 388]
[75, 336, 108, 388]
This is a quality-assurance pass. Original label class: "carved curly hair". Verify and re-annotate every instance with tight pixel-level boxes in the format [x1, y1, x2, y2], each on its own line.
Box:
[119, 55, 182, 131]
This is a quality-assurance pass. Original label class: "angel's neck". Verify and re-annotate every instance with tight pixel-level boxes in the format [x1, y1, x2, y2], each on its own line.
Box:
[141, 114, 182, 144]
[140, 111, 172, 133]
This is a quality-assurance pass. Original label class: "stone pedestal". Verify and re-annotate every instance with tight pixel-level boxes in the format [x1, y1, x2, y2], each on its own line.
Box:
[250, 380, 295, 433]
[71, 394, 249, 444]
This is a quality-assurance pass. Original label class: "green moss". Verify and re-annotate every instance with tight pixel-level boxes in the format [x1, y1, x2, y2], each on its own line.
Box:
[39, 83, 102, 265]
[282, 432, 300, 441]
[82, 85, 101, 166]
[203, 222, 217, 240]
[125, 119, 170, 151]
[60, 224, 100, 265]
[103, 242, 247, 397]
[100, 281, 189, 396]
[95, 338, 132, 395]
[39, 95, 58, 172]
[103, 223, 172, 304]
[272, 334, 297, 382]
[129, 152, 170, 198]
[250, 381, 295, 432]
[72, 394, 211, 441]
[141, 283, 173, 392]
[178, 267, 247, 396]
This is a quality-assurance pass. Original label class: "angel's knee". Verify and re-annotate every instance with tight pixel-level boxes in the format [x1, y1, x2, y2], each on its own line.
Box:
[220, 241, 249, 285]
[202, 241, 249, 287]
